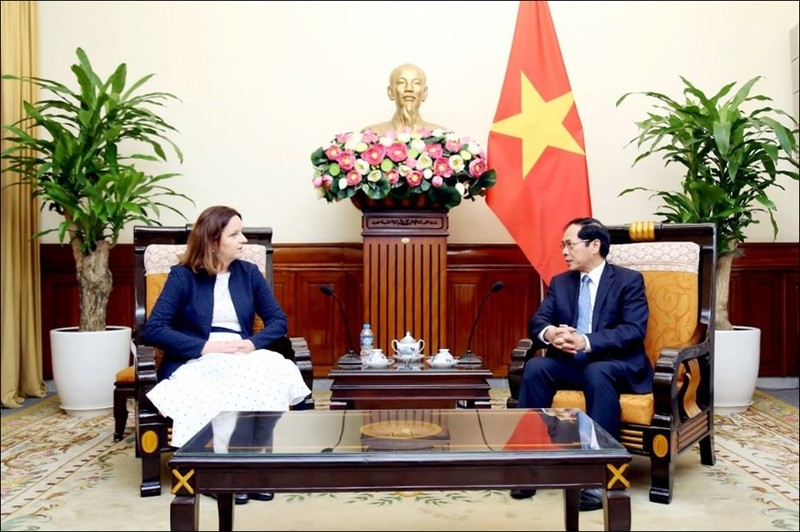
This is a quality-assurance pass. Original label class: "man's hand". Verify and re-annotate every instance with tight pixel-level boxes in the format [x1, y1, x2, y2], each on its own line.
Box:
[549, 324, 587, 355]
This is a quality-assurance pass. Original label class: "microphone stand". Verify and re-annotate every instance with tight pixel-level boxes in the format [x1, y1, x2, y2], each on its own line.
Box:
[320, 285, 361, 366]
[458, 281, 504, 366]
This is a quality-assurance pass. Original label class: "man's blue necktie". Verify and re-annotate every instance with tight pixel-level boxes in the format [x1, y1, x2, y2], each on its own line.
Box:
[575, 275, 591, 364]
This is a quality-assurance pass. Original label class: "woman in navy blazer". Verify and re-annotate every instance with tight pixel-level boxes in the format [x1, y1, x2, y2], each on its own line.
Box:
[512, 218, 651, 508]
[144, 206, 311, 494]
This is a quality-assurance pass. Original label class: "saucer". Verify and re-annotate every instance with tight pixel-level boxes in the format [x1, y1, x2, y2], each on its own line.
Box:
[363, 358, 395, 368]
[394, 353, 425, 364]
[427, 358, 458, 368]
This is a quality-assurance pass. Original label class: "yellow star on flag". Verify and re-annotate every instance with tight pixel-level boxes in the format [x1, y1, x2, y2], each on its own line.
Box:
[490, 72, 584, 178]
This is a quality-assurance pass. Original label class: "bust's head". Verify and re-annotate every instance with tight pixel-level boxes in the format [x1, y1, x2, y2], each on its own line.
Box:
[387, 63, 428, 117]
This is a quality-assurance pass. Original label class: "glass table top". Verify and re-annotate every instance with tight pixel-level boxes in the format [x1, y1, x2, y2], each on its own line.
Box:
[175, 408, 626, 457]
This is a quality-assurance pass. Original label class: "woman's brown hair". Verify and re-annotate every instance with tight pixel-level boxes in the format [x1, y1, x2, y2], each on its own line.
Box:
[180, 205, 242, 274]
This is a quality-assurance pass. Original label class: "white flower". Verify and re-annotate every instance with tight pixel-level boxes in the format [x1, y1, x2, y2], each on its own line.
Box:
[355, 159, 371, 175]
[409, 138, 426, 152]
[367, 169, 382, 182]
[466, 142, 482, 155]
[448, 154, 465, 173]
[416, 153, 433, 169]
[343, 132, 363, 150]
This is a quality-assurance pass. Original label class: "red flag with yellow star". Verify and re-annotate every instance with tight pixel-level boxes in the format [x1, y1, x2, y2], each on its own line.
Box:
[486, 0, 592, 286]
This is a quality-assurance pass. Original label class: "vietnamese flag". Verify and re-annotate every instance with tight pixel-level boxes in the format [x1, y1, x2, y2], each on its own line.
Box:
[486, 1, 592, 286]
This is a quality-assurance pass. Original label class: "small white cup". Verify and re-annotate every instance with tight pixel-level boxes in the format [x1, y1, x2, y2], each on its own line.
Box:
[433, 348, 454, 364]
[367, 348, 387, 365]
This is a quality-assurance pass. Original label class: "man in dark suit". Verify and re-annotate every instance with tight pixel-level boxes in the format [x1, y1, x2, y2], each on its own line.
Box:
[511, 217, 651, 510]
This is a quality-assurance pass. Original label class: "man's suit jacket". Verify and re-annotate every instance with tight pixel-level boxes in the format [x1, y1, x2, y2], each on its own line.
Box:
[144, 259, 288, 381]
[527, 263, 652, 394]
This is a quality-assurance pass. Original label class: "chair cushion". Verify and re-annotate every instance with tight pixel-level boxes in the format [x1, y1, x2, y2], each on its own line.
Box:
[552, 390, 655, 425]
[116, 364, 135, 384]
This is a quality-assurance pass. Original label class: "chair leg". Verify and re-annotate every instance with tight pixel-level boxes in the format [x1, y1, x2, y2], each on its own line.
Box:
[138, 416, 165, 497]
[648, 430, 676, 504]
[699, 429, 715, 466]
[113, 386, 130, 442]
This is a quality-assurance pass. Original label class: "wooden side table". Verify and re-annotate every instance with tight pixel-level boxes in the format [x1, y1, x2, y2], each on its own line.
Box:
[327, 365, 492, 410]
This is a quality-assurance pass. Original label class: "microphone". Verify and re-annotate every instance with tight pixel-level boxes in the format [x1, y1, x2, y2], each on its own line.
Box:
[459, 280, 505, 366]
[320, 285, 361, 366]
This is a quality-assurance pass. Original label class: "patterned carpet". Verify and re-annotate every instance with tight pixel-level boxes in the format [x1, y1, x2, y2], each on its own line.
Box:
[1, 389, 797, 531]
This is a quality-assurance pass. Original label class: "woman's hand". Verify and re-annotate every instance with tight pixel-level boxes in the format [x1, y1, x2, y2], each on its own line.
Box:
[202, 339, 256, 355]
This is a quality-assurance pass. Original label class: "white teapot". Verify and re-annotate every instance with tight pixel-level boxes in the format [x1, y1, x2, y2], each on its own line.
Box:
[365, 348, 388, 365]
[392, 331, 424, 356]
[432, 348, 455, 365]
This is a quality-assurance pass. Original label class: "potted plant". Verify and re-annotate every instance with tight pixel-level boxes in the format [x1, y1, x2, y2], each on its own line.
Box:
[616, 75, 799, 413]
[2, 47, 192, 415]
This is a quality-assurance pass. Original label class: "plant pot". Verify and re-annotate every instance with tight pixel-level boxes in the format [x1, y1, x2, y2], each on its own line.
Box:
[50, 326, 132, 417]
[713, 326, 761, 415]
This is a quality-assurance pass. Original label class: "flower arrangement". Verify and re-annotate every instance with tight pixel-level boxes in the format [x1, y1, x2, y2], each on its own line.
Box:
[311, 128, 496, 211]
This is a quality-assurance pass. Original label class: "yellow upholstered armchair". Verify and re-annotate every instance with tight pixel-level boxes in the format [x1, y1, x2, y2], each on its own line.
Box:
[507, 222, 716, 504]
[113, 225, 314, 497]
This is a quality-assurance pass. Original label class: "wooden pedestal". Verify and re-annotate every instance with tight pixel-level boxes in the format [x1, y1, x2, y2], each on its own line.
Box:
[362, 210, 448, 355]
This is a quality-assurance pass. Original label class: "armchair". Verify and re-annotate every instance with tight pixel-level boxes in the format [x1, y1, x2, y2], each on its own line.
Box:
[507, 222, 716, 504]
[113, 225, 314, 497]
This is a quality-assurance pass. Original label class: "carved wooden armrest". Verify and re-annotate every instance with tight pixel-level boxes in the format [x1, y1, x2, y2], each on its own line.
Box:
[652, 331, 711, 424]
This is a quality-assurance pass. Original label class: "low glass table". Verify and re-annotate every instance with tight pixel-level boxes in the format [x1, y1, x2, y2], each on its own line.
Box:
[168, 408, 631, 531]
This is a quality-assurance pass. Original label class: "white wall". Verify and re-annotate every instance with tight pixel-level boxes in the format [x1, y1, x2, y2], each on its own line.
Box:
[36, 1, 800, 245]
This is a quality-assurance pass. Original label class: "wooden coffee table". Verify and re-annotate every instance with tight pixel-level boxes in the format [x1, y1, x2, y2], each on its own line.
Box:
[327, 363, 493, 409]
[168, 408, 632, 531]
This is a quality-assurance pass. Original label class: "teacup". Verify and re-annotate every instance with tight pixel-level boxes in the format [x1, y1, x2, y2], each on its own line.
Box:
[366, 348, 387, 365]
[432, 348, 455, 364]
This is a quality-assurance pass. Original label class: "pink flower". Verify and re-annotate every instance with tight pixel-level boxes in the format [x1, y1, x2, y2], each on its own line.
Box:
[361, 130, 380, 144]
[325, 145, 342, 160]
[362, 144, 387, 167]
[424, 143, 444, 159]
[433, 157, 453, 177]
[444, 138, 463, 153]
[469, 158, 487, 178]
[345, 170, 362, 186]
[405, 170, 424, 187]
[386, 169, 400, 184]
[387, 141, 409, 162]
[337, 151, 356, 171]
[431, 175, 444, 188]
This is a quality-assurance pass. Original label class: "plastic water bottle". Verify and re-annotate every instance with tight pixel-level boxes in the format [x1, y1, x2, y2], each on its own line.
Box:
[359, 323, 374, 360]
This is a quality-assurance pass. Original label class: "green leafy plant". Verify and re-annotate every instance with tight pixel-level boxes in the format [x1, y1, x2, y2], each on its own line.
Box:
[617, 76, 798, 330]
[2, 47, 193, 331]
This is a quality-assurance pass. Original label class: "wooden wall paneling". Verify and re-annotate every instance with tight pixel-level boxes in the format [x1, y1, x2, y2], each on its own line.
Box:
[784, 271, 799, 377]
[38, 241, 798, 380]
[729, 243, 799, 377]
[273, 245, 362, 375]
[40, 244, 134, 379]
